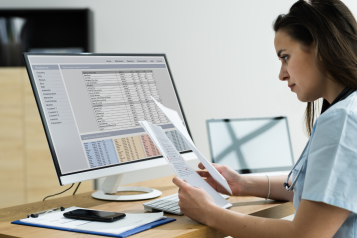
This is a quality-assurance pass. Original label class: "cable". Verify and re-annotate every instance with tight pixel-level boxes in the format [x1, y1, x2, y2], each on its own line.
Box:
[43, 183, 74, 201]
[73, 182, 81, 195]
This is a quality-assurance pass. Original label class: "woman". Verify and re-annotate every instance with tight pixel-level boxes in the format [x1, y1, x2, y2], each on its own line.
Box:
[173, 0, 357, 237]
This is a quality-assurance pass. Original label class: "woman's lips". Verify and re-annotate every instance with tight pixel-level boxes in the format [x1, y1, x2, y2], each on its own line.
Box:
[288, 84, 295, 91]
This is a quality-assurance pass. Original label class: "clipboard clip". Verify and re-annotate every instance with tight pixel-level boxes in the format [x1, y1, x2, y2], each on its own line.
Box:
[27, 207, 65, 218]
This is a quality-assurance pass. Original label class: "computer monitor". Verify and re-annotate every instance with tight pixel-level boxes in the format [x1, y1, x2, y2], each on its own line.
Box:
[206, 117, 294, 174]
[23, 53, 195, 201]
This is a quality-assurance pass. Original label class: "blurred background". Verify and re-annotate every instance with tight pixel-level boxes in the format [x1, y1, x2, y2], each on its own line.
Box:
[1, 0, 356, 209]
[0, 9, 92, 66]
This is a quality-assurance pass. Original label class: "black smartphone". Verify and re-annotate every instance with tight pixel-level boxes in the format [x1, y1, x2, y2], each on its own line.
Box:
[63, 209, 126, 222]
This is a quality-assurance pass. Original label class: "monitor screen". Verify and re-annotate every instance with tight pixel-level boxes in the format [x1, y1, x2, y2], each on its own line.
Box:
[207, 117, 294, 173]
[24, 54, 191, 180]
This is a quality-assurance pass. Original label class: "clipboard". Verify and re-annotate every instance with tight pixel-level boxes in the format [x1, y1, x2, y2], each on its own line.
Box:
[12, 217, 176, 238]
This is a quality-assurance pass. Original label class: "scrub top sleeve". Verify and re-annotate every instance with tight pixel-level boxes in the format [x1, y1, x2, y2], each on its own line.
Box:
[302, 108, 357, 213]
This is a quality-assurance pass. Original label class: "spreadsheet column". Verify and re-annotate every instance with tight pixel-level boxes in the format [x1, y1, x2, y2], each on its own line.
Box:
[119, 71, 145, 126]
[145, 71, 169, 124]
[117, 70, 170, 125]
[138, 71, 163, 123]
[83, 71, 135, 131]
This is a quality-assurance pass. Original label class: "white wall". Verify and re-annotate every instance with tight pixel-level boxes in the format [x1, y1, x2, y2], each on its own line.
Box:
[2, 0, 356, 185]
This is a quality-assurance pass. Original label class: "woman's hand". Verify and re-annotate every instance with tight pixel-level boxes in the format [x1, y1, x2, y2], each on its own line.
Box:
[197, 162, 244, 196]
[172, 176, 219, 224]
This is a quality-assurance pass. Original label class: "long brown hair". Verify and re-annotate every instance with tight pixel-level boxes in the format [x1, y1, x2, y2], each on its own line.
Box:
[273, 0, 357, 136]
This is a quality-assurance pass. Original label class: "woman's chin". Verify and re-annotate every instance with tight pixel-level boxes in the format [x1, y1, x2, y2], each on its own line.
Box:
[296, 93, 308, 103]
[296, 93, 317, 103]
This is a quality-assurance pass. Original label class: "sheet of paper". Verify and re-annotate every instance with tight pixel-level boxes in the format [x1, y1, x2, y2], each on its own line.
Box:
[140, 121, 231, 208]
[21, 206, 165, 235]
[151, 97, 233, 195]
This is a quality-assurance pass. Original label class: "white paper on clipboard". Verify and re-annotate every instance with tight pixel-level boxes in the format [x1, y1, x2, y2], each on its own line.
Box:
[151, 97, 232, 195]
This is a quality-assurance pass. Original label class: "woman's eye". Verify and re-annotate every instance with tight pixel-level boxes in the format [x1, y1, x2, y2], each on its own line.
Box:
[278, 55, 288, 63]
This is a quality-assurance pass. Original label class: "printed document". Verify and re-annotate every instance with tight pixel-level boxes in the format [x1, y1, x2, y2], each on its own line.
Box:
[139, 121, 231, 208]
[151, 97, 233, 195]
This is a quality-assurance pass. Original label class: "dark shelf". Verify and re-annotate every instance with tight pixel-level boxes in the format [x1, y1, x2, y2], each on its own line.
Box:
[0, 9, 93, 66]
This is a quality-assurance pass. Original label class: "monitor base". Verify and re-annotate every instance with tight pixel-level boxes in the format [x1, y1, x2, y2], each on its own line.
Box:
[91, 174, 162, 201]
[92, 186, 162, 201]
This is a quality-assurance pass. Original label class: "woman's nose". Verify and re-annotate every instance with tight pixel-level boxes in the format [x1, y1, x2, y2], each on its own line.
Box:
[279, 65, 289, 81]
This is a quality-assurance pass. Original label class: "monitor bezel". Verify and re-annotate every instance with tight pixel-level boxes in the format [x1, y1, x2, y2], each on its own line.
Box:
[23, 53, 193, 185]
[206, 116, 294, 174]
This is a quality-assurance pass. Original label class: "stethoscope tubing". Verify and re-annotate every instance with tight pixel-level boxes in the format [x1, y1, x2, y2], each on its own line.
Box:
[284, 141, 310, 191]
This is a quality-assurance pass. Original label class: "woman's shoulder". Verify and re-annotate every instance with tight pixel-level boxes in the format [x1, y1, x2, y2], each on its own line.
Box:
[310, 91, 357, 145]
[318, 91, 357, 121]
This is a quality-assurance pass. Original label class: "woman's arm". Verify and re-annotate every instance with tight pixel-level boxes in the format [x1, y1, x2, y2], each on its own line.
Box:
[197, 163, 293, 201]
[206, 199, 349, 238]
[240, 175, 294, 201]
[173, 177, 350, 238]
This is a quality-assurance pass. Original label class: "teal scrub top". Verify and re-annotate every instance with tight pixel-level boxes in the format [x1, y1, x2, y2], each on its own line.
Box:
[292, 91, 357, 237]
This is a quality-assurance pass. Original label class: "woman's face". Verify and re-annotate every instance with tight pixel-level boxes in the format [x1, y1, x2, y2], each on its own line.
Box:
[274, 30, 326, 102]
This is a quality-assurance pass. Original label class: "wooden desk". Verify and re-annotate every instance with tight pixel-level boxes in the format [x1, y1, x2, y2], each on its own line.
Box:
[0, 175, 295, 238]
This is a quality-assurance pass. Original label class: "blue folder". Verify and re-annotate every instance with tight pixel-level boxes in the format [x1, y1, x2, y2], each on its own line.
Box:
[12, 217, 176, 238]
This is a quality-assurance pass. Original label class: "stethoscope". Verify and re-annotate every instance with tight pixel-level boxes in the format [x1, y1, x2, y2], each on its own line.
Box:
[283, 141, 310, 191]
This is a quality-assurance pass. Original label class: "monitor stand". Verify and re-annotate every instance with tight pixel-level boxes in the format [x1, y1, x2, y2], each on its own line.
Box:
[92, 174, 162, 201]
